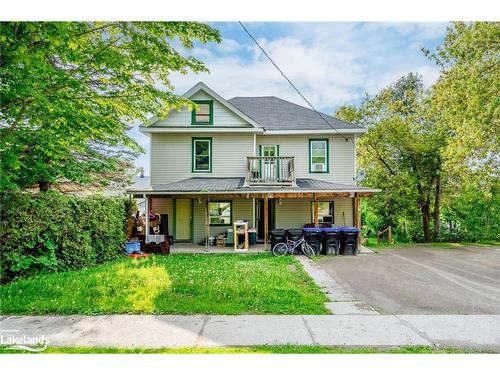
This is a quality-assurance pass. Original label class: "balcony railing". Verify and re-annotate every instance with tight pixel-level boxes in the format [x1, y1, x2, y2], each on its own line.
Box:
[246, 156, 295, 185]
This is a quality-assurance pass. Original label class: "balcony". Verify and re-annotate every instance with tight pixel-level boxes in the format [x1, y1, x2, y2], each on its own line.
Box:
[246, 156, 296, 186]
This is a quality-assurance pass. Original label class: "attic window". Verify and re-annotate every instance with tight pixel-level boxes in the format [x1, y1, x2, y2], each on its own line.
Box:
[191, 100, 213, 125]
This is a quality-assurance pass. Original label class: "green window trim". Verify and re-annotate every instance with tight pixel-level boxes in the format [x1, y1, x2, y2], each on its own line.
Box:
[309, 139, 329, 173]
[191, 100, 214, 125]
[310, 201, 335, 224]
[192, 137, 212, 173]
[209, 200, 233, 226]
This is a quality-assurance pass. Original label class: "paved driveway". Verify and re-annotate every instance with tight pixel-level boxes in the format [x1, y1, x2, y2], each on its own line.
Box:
[316, 245, 500, 315]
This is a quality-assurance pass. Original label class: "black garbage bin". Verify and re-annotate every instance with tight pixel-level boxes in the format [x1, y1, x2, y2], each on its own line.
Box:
[322, 227, 342, 255]
[270, 229, 286, 251]
[303, 228, 322, 255]
[285, 228, 303, 254]
[341, 227, 360, 255]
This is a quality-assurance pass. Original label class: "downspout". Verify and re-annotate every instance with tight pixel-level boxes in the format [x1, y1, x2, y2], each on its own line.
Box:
[205, 195, 210, 252]
[353, 134, 357, 186]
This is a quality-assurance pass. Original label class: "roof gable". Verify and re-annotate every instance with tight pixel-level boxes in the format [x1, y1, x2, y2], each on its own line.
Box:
[166, 82, 263, 128]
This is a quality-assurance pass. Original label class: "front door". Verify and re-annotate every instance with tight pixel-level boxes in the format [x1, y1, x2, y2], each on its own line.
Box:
[175, 198, 192, 241]
[261, 145, 278, 181]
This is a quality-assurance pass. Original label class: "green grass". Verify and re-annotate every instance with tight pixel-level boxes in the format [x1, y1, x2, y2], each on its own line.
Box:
[0, 254, 328, 315]
[364, 238, 500, 250]
[0, 345, 494, 354]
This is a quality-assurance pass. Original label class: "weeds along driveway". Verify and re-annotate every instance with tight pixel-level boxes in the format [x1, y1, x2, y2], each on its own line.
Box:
[315, 245, 500, 315]
[0, 254, 328, 315]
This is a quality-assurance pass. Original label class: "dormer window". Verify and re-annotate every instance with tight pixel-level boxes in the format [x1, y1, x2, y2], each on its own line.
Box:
[191, 100, 213, 125]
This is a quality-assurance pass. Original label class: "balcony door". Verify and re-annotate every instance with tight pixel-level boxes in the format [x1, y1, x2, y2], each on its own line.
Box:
[260, 145, 279, 181]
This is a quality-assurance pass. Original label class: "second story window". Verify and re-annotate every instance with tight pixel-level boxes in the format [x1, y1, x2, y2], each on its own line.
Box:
[191, 100, 213, 125]
[192, 137, 212, 172]
[309, 139, 329, 173]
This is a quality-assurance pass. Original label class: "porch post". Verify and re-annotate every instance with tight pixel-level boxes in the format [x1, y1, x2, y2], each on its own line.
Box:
[354, 193, 361, 247]
[252, 197, 256, 228]
[263, 194, 269, 251]
[313, 193, 319, 228]
[144, 194, 149, 243]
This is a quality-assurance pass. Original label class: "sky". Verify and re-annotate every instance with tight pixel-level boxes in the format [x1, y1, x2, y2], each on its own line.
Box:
[130, 22, 448, 175]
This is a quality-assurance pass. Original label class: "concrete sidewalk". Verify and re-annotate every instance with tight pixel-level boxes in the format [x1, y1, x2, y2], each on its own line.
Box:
[1, 314, 499, 350]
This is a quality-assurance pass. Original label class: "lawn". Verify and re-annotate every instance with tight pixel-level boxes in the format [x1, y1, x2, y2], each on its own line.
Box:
[0, 345, 493, 354]
[363, 237, 500, 250]
[0, 254, 328, 315]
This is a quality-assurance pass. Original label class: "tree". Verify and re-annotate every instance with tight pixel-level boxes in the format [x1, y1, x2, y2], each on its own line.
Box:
[337, 74, 445, 242]
[425, 22, 499, 242]
[338, 22, 499, 244]
[0, 22, 221, 191]
[424, 22, 499, 178]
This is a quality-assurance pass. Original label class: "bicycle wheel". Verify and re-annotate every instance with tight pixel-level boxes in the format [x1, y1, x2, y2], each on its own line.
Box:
[272, 242, 289, 256]
[301, 242, 315, 258]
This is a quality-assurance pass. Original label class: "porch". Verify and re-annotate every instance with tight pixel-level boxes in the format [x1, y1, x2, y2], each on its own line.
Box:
[129, 177, 379, 252]
[170, 242, 267, 254]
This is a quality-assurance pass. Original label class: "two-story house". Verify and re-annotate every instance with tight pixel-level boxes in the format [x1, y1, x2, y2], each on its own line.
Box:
[128, 82, 379, 248]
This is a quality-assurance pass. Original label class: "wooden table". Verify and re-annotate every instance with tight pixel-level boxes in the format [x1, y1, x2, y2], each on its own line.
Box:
[233, 221, 249, 251]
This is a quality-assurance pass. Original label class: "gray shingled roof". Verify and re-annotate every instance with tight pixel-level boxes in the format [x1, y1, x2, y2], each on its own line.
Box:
[228, 96, 362, 131]
[134, 177, 379, 193]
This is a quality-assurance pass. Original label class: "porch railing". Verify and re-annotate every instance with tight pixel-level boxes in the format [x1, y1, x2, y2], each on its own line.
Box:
[246, 156, 295, 185]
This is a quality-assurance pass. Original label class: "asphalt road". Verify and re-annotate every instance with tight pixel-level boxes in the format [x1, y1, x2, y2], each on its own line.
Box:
[316, 245, 500, 315]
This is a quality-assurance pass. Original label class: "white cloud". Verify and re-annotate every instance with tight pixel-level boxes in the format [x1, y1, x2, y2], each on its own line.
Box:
[172, 22, 446, 109]
[416, 65, 442, 87]
[216, 38, 242, 53]
[133, 22, 447, 173]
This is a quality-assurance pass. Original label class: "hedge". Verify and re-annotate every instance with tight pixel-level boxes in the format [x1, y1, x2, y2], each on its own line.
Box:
[0, 192, 128, 282]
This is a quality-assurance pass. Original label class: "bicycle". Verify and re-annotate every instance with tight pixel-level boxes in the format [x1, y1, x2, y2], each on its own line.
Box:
[272, 235, 315, 258]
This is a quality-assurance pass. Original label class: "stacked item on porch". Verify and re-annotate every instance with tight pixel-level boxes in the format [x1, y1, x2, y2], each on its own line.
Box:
[215, 232, 226, 247]
[124, 241, 149, 258]
[233, 220, 249, 251]
[134, 211, 171, 255]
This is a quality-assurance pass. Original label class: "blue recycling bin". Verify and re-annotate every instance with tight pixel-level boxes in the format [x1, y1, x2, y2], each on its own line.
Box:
[341, 227, 360, 255]
[303, 227, 323, 255]
[322, 227, 342, 255]
[125, 241, 141, 254]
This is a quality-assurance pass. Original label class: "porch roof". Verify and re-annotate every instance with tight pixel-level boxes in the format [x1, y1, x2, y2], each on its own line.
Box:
[127, 177, 381, 196]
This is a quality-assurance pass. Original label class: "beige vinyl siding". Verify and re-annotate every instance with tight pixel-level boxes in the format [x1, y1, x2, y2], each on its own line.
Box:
[156, 91, 251, 127]
[257, 135, 355, 184]
[333, 198, 354, 227]
[151, 133, 254, 185]
[275, 199, 311, 228]
[275, 198, 353, 228]
[150, 197, 174, 235]
[192, 199, 254, 243]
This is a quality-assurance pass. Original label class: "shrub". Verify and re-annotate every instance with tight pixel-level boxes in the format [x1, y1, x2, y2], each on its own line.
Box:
[0, 192, 127, 282]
